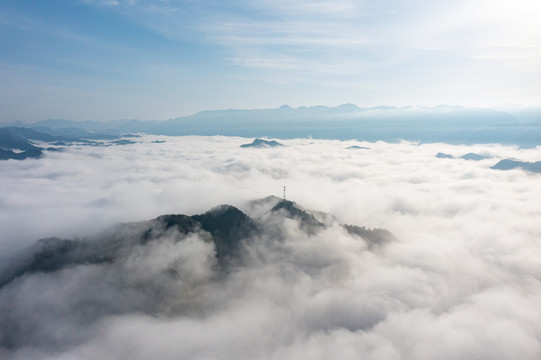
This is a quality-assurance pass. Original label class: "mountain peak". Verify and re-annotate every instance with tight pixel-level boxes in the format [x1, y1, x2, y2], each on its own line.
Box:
[271, 200, 324, 232]
[240, 139, 284, 148]
[1, 197, 395, 288]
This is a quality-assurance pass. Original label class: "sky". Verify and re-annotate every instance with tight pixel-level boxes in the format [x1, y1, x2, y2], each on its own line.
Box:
[1, 0, 541, 122]
[1, 137, 541, 358]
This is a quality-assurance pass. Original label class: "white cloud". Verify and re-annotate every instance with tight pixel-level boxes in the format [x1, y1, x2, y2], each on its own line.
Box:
[96, 0, 540, 106]
[1, 136, 540, 359]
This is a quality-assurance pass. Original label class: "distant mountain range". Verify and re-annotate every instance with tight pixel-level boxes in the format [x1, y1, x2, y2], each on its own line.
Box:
[2, 104, 541, 146]
[435, 151, 541, 173]
[0, 126, 138, 160]
[0, 197, 394, 289]
[0, 127, 57, 160]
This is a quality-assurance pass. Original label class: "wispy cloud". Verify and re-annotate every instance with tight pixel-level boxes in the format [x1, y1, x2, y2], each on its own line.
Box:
[92, 0, 541, 81]
[1, 0, 540, 120]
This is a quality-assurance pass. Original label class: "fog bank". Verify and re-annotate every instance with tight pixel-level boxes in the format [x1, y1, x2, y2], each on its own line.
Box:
[0, 136, 540, 359]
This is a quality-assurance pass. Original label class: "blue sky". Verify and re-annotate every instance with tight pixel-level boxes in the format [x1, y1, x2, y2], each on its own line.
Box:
[1, 0, 540, 122]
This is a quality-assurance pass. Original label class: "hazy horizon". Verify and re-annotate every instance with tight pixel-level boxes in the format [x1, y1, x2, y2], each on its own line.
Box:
[2, 102, 540, 125]
[1, 0, 540, 122]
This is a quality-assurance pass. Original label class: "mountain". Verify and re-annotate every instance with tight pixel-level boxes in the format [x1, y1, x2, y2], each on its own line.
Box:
[147, 105, 528, 143]
[460, 153, 491, 161]
[5, 105, 540, 146]
[0, 198, 394, 289]
[270, 200, 324, 234]
[436, 152, 454, 159]
[191, 205, 258, 266]
[435, 153, 541, 173]
[0, 127, 138, 161]
[436, 152, 491, 161]
[0, 127, 51, 160]
[0, 126, 59, 148]
[240, 138, 284, 148]
[0, 147, 43, 160]
[491, 159, 541, 173]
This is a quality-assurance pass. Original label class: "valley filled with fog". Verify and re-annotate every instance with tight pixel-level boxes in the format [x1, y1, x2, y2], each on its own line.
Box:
[1, 136, 540, 359]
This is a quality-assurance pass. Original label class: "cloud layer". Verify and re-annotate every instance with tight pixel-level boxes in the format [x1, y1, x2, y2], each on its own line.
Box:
[0, 136, 540, 359]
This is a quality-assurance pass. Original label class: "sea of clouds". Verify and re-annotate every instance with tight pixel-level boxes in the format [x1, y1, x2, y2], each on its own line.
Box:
[0, 136, 540, 359]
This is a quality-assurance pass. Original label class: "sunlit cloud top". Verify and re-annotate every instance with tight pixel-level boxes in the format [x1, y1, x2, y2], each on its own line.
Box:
[1, 0, 540, 122]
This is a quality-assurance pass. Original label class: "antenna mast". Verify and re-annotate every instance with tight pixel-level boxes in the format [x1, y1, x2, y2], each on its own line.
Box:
[283, 186, 286, 200]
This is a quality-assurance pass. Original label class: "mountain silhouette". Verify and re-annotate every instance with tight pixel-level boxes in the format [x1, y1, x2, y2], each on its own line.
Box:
[240, 138, 284, 148]
[436, 152, 453, 159]
[0, 198, 395, 288]
[5, 105, 538, 146]
[0, 127, 138, 160]
[0, 127, 50, 159]
[270, 200, 324, 234]
[461, 153, 490, 161]
[491, 159, 541, 173]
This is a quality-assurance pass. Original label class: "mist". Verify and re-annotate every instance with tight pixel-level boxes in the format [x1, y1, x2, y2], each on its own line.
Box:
[1, 136, 540, 359]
